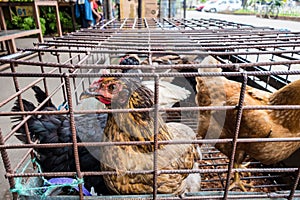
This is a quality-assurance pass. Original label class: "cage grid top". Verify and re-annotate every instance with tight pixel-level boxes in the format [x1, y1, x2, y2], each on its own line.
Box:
[0, 18, 300, 200]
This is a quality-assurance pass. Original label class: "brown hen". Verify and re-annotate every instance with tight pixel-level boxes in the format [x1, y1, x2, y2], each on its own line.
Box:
[195, 56, 300, 191]
[83, 75, 201, 195]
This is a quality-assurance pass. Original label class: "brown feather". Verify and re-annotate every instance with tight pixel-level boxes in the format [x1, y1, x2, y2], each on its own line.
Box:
[196, 56, 300, 166]
[94, 77, 199, 195]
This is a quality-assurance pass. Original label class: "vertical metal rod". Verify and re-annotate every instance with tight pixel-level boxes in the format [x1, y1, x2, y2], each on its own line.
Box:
[9, 61, 35, 165]
[104, 0, 112, 20]
[64, 74, 84, 200]
[37, 48, 51, 108]
[37, 51, 45, 79]
[73, 52, 90, 106]
[183, 0, 186, 19]
[108, 0, 113, 20]
[0, 129, 17, 200]
[152, 74, 159, 200]
[33, 1, 44, 43]
[168, 0, 171, 18]
[223, 72, 248, 199]
[138, 0, 142, 18]
[9, 62, 28, 140]
[56, 46, 68, 105]
[288, 168, 300, 200]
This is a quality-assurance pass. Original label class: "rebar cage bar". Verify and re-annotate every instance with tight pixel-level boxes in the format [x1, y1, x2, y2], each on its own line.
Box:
[0, 18, 300, 200]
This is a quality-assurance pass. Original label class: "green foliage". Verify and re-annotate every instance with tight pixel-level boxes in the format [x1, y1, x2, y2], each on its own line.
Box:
[233, 8, 256, 14]
[60, 11, 73, 31]
[247, 0, 258, 6]
[22, 17, 35, 30]
[6, 6, 74, 36]
[11, 15, 22, 26]
[235, 6, 300, 18]
[40, 7, 57, 34]
[279, 11, 300, 17]
[10, 10, 36, 30]
[40, 18, 46, 35]
[9, 14, 47, 35]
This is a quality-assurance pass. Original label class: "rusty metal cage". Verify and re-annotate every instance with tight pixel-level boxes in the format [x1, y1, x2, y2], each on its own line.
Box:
[1, 18, 300, 199]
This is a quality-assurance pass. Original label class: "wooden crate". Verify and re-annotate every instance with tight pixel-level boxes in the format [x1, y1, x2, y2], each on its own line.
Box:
[120, 0, 157, 19]
[142, 0, 158, 18]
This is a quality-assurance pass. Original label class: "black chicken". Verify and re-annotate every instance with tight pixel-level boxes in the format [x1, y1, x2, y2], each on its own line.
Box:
[11, 86, 109, 195]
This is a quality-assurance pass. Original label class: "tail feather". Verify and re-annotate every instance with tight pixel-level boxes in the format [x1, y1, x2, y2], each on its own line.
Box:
[11, 98, 75, 171]
[31, 86, 56, 109]
[11, 98, 36, 113]
[11, 99, 38, 143]
[11, 85, 57, 143]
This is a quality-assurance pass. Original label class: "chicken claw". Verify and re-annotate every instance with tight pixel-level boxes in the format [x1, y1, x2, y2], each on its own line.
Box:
[228, 163, 253, 192]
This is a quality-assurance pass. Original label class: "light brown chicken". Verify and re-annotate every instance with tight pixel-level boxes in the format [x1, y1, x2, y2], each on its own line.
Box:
[195, 56, 300, 191]
[83, 74, 201, 195]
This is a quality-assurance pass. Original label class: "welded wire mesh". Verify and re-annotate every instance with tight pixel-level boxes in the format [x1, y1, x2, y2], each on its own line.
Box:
[0, 18, 300, 200]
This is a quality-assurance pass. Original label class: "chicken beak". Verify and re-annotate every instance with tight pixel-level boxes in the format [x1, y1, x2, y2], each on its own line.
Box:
[80, 77, 106, 101]
[79, 87, 98, 100]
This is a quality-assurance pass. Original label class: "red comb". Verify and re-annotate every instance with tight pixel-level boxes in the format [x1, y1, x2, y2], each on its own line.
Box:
[119, 55, 129, 64]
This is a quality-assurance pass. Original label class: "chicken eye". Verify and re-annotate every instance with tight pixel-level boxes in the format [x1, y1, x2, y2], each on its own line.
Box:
[108, 83, 119, 93]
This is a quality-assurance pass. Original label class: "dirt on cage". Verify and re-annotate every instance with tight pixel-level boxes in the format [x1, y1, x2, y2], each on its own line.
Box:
[198, 145, 283, 193]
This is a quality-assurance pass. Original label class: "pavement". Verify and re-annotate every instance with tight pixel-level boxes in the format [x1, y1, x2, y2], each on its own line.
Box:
[186, 10, 300, 31]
